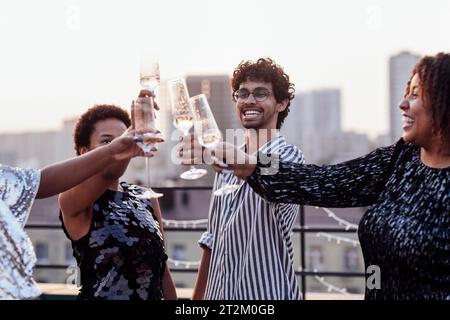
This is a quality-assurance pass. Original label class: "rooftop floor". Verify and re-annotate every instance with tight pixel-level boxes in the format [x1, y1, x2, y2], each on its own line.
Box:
[37, 283, 364, 300]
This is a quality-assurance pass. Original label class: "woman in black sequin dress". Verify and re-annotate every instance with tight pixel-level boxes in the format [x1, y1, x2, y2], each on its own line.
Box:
[213, 53, 450, 300]
[59, 100, 176, 300]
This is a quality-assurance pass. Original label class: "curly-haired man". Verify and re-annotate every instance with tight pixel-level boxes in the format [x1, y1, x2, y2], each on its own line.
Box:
[190, 58, 304, 300]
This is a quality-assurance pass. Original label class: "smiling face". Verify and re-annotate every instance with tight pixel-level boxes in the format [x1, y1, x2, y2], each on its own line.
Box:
[235, 80, 287, 130]
[399, 73, 434, 147]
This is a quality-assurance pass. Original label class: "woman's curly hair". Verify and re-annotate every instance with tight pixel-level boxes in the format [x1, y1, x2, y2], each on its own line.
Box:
[231, 57, 295, 129]
[73, 104, 131, 155]
[405, 52, 450, 152]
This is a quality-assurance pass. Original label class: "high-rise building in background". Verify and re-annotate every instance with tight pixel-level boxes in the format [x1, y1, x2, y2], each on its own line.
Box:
[284, 89, 343, 163]
[283, 88, 374, 164]
[389, 51, 420, 142]
[297, 89, 342, 135]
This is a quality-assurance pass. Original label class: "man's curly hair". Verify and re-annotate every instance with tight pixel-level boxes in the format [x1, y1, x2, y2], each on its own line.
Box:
[231, 58, 295, 129]
[405, 52, 450, 152]
[73, 104, 131, 155]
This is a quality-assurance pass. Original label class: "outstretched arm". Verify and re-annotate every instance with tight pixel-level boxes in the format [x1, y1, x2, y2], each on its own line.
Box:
[37, 132, 144, 199]
[215, 140, 403, 208]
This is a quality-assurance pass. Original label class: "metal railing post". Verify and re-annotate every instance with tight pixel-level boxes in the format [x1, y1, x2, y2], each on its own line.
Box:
[299, 205, 307, 299]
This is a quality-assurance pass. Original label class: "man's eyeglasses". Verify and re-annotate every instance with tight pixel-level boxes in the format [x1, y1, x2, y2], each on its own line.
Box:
[233, 87, 272, 103]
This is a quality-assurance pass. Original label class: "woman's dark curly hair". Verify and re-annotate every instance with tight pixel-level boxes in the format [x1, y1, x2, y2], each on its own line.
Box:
[73, 104, 131, 155]
[231, 57, 295, 129]
[405, 52, 450, 152]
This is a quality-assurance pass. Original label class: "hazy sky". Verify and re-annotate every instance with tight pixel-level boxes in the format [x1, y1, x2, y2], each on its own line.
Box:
[0, 0, 449, 137]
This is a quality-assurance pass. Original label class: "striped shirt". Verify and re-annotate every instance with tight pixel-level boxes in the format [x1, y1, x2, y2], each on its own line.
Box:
[198, 135, 304, 300]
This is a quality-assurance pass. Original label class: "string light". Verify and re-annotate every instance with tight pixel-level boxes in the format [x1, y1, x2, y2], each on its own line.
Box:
[313, 274, 351, 295]
[316, 207, 359, 230]
[163, 219, 208, 229]
[160, 213, 360, 299]
[316, 232, 360, 247]
[167, 258, 200, 269]
[162, 218, 359, 296]
[162, 207, 358, 231]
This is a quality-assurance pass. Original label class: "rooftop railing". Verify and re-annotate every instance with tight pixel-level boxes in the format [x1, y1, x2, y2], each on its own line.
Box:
[25, 186, 365, 300]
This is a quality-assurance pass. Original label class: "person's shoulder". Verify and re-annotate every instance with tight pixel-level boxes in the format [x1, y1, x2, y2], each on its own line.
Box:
[369, 138, 417, 167]
[382, 138, 416, 158]
[397, 138, 417, 152]
[0, 164, 41, 225]
[0, 164, 40, 188]
[119, 181, 144, 195]
[1, 164, 40, 177]
[278, 142, 305, 164]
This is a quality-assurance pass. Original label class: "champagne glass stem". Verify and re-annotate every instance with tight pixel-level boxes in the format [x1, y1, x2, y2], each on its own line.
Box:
[145, 157, 151, 190]
[210, 146, 240, 196]
[149, 94, 155, 107]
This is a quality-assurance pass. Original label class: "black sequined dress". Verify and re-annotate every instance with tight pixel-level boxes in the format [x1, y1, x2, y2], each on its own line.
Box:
[247, 139, 450, 300]
[60, 182, 167, 300]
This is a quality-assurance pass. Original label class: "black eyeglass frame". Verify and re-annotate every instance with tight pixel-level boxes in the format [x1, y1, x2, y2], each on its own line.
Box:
[232, 87, 273, 103]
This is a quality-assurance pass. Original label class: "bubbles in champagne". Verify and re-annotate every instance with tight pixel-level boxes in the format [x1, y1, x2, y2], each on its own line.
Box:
[200, 129, 222, 149]
[140, 75, 160, 90]
[174, 114, 193, 134]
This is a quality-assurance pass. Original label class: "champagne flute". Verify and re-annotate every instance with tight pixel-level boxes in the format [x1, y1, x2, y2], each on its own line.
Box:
[140, 54, 160, 92]
[133, 55, 163, 199]
[189, 94, 240, 196]
[168, 78, 207, 180]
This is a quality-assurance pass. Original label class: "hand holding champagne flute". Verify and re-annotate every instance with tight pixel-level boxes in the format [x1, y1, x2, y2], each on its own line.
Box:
[131, 94, 164, 150]
[132, 55, 164, 198]
[189, 94, 240, 196]
[210, 141, 258, 180]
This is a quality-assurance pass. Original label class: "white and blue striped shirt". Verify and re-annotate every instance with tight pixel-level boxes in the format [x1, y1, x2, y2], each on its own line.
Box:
[199, 135, 304, 300]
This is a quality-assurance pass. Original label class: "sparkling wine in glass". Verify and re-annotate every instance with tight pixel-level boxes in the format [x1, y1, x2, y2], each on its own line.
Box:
[168, 78, 207, 180]
[189, 94, 240, 196]
[140, 56, 160, 92]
